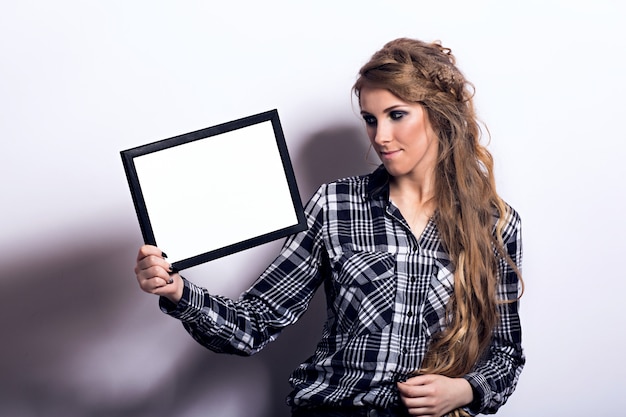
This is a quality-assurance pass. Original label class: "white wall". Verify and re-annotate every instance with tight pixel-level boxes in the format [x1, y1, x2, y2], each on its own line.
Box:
[1, 1, 625, 416]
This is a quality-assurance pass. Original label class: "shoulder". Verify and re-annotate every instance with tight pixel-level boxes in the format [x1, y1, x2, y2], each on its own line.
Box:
[327, 173, 370, 194]
[494, 200, 522, 243]
[313, 168, 383, 202]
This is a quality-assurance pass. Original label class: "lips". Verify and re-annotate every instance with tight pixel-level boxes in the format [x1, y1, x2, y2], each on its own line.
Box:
[379, 149, 402, 159]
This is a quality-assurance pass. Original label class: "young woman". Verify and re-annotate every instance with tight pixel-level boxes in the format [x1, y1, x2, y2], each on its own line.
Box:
[135, 38, 524, 417]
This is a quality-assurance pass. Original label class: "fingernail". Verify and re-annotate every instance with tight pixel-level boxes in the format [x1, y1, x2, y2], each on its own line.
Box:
[167, 277, 174, 284]
[161, 251, 168, 259]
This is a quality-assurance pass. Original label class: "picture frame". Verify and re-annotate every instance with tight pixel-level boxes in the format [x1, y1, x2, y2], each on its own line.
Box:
[120, 109, 306, 271]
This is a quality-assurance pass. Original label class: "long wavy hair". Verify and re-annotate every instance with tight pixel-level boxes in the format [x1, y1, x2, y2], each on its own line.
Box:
[353, 38, 522, 416]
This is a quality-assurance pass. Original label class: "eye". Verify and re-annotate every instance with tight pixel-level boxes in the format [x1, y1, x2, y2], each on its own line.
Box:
[390, 110, 407, 121]
[362, 115, 377, 126]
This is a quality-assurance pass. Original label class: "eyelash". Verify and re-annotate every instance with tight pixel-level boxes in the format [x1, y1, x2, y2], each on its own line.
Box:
[362, 111, 407, 126]
[390, 111, 406, 120]
[363, 115, 377, 126]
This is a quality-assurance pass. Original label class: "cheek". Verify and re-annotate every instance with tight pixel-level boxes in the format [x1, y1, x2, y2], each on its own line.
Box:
[402, 120, 428, 143]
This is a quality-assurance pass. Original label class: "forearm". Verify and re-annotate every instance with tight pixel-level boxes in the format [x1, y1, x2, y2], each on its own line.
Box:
[159, 278, 282, 355]
[462, 340, 525, 414]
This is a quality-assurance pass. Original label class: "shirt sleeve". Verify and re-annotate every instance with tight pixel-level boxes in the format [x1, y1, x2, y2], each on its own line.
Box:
[158, 184, 330, 356]
[463, 210, 525, 415]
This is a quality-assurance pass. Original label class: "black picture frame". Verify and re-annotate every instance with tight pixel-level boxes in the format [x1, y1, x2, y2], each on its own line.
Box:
[121, 109, 306, 271]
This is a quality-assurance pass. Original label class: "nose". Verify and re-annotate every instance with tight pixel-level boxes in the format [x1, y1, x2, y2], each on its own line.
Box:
[373, 121, 392, 145]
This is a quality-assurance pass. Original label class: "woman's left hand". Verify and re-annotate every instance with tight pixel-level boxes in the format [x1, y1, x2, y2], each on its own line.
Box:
[397, 374, 473, 417]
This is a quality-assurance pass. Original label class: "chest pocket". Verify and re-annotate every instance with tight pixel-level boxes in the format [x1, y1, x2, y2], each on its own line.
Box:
[331, 250, 396, 337]
[422, 257, 455, 338]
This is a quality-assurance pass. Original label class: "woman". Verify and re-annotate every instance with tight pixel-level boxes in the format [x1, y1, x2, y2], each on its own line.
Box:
[135, 38, 524, 417]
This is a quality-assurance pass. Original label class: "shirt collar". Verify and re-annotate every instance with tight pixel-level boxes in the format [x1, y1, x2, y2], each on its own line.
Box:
[366, 165, 391, 201]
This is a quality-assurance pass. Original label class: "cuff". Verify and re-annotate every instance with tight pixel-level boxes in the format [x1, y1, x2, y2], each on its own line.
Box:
[463, 372, 491, 415]
[158, 277, 206, 322]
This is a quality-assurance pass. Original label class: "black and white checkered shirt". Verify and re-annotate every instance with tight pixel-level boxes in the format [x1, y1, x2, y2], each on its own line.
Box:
[161, 166, 524, 415]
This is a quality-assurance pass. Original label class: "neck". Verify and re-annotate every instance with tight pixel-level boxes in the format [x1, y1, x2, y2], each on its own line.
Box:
[389, 173, 436, 206]
[388, 174, 437, 237]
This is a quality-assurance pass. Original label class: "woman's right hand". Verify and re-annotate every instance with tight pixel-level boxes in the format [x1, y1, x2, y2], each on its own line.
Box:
[134, 245, 183, 304]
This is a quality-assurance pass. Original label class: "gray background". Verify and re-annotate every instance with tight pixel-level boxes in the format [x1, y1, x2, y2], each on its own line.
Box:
[1, 1, 624, 416]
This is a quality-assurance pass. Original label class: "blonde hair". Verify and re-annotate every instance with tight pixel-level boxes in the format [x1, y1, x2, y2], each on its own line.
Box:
[354, 38, 522, 416]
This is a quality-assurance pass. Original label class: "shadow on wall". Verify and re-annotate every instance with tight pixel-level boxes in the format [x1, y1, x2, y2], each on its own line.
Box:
[293, 124, 375, 200]
[0, 123, 373, 417]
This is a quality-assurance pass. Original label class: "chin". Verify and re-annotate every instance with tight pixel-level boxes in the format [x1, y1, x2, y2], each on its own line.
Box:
[382, 163, 406, 178]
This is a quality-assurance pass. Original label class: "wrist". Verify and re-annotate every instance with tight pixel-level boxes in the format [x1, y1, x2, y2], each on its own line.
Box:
[454, 377, 474, 409]
[164, 273, 184, 304]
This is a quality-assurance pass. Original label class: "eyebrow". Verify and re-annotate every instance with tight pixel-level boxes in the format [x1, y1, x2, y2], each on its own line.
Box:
[360, 104, 408, 115]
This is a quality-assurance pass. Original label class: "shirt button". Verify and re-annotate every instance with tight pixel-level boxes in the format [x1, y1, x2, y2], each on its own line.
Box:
[410, 276, 416, 283]
[368, 410, 379, 417]
[407, 311, 413, 317]
[402, 347, 408, 354]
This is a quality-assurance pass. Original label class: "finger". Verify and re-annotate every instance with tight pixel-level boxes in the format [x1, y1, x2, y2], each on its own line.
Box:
[400, 391, 432, 405]
[407, 408, 435, 417]
[403, 374, 429, 385]
[164, 273, 181, 287]
[149, 277, 169, 292]
[149, 273, 182, 298]
[137, 264, 171, 289]
[398, 382, 427, 398]
[135, 254, 173, 276]
[136, 265, 164, 282]
[136, 244, 165, 262]
[141, 274, 173, 294]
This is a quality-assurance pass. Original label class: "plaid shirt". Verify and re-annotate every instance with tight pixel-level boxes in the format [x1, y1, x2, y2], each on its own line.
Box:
[161, 166, 524, 415]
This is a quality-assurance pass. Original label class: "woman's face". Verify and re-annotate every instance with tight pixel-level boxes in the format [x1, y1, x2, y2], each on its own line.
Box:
[360, 86, 439, 182]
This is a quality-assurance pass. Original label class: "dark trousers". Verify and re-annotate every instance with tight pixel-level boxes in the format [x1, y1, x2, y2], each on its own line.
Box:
[292, 404, 410, 417]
